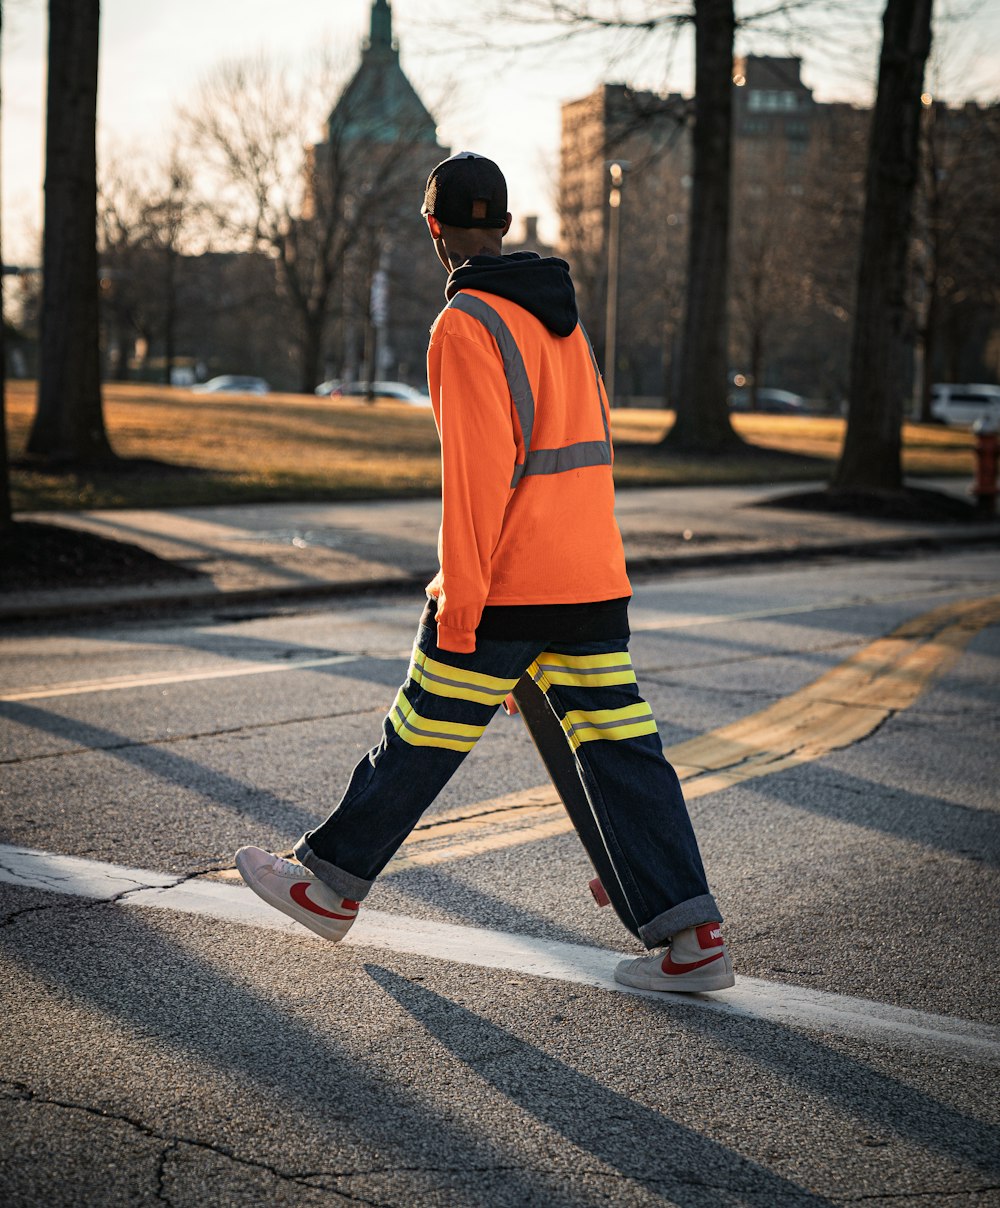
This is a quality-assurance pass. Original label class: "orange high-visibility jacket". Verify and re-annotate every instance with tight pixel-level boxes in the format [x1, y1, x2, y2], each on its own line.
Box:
[427, 263, 631, 654]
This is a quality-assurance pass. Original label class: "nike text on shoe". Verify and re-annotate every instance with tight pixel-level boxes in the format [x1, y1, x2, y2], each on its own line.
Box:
[614, 922, 735, 993]
[235, 846, 359, 942]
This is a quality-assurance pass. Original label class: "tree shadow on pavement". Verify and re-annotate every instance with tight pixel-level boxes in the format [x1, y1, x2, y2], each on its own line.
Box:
[753, 764, 1000, 869]
[77, 611, 417, 690]
[0, 700, 322, 845]
[0, 903, 582, 1208]
[676, 998, 1000, 1181]
[370, 965, 1000, 1196]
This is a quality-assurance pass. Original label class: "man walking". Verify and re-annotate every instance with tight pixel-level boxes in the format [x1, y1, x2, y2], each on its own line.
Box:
[237, 152, 733, 993]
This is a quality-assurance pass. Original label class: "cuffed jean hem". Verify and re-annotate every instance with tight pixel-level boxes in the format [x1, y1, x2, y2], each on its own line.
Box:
[638, 894, 722, 948]
[293, 836, 374, 902]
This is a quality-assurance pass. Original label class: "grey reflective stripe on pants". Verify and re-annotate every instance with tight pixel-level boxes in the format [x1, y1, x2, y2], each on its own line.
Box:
[447, 293, 611, 486]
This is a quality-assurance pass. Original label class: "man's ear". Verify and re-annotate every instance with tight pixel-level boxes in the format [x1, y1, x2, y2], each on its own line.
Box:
[426, 215, 443, 239]
[501, 213, 512, 237]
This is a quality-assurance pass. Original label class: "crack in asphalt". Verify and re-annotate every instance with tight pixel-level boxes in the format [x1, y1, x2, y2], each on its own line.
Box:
[0, 1079, 396, 1205]
[4, 1077, 996, 1203]
[0, 898, 111, 930]
[0, 861, 220, 929]
[0, 704, 387, 767]
[154, 1139, 179, 1206]
[4, 1077, 592, 1204]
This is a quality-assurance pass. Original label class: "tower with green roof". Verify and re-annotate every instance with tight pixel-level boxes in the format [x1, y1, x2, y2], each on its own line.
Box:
[327, 0, 442, 148]
[310, 1, 448, 390]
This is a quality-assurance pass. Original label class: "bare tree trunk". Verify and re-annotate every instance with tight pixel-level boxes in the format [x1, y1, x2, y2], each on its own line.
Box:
[749, 327, 762, 412]
[832, 0, 932, 492]
[919, 284, 938, 423]
[26, 0, 112, 465]
[164, 247, 176, 385]
[300, 313, 324, 396]
[0, 0, 11, 528]
[664, 0, 740, 452]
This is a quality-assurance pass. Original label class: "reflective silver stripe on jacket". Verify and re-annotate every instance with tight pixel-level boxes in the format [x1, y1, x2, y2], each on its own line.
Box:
[446, 293, 611, 487]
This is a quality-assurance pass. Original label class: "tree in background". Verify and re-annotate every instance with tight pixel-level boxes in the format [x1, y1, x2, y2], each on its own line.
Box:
[455, 0, 744, 452]
[916, 98, 1000, 418]
[26, 0, 111, 465]
[183, 54, 437, 394]
[98, 149, 198, 384]
[559, 85, 690, 404]
[832, 0, 933, 493]
[665, 0, 739, 451]
[728, 133, 805, 410]
[791, 107, 868, 409]
[0, 0, 10, 529]
[622, 169, 689, 404]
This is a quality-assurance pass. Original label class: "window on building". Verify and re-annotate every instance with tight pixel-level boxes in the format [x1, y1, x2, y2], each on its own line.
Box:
[749, 89, 800, 112]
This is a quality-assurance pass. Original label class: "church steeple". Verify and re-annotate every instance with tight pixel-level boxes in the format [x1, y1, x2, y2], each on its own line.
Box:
[368, 0, 394, 52]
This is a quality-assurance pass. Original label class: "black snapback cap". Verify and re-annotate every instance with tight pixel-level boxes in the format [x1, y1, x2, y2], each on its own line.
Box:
[422, 151, 508, 230]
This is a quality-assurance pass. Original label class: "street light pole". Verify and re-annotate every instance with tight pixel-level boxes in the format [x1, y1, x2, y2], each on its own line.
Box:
[603, 160, 628, 409]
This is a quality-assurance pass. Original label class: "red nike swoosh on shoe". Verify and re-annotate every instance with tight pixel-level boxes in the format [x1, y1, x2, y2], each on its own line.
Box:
[660, 950, 724, 975]
[290, 881, 357, 920]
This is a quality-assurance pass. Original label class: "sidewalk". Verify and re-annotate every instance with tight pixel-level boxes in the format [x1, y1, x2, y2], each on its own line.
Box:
[4, 480, 999, 623]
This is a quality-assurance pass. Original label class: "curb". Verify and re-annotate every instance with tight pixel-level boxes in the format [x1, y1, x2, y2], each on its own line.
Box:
[625, 527, 1000, 576]
[2, 527, 998, 627]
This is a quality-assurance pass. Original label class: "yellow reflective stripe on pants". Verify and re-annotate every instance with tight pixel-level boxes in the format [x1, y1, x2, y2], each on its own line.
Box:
[559, 701, 658, 750]
[531, 650, 636, 689]
[389, 689, 486, 753]
[410, 649, 518, 706]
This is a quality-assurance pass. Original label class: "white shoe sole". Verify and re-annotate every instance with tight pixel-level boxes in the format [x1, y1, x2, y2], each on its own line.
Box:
[614, 950, 735, 993]
[235, 847, 354, 942]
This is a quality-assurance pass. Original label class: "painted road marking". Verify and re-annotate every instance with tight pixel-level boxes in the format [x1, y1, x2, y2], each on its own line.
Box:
[375, 593, 1000, 870]
[626, 582, 998, 632]
[6, 584, 993, 704]
[0, 844, 997, 1066]
[0, 653, 366, 703]
[7, 594, 999, 878]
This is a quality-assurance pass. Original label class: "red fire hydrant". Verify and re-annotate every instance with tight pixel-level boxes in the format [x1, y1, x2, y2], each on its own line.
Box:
[972, 417, 999, 516]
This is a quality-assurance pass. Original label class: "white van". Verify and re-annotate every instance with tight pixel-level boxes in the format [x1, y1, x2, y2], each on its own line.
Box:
[930, 384, 1000, 427]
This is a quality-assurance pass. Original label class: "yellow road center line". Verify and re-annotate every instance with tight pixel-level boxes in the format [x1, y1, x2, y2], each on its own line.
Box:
[381, 594, 1000, 871]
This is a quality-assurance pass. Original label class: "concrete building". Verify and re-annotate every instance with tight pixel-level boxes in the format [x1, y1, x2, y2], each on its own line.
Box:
[558, 60, 857, 404]
[559, 83, 691, 402]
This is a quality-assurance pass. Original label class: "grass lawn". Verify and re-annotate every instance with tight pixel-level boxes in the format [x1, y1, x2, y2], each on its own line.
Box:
[5, 380, 976, 512]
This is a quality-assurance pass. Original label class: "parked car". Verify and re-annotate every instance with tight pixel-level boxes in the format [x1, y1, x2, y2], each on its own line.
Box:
[331, 381, 431, 406]
[314, 379, 342, 397]
[728, 387, 809, 414]
[192, 375, 270, 395]
[930, 383, 1000, 427]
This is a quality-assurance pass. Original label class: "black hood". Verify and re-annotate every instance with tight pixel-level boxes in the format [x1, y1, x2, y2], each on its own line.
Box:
[445, 252, 578, 338]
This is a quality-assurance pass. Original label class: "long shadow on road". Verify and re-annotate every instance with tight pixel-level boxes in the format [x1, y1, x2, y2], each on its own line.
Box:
[0, 902, 580, 1207]
[753, 763, 1000, 869]
[371, 965, 1000, 1194]
[0, 701, 322, 843]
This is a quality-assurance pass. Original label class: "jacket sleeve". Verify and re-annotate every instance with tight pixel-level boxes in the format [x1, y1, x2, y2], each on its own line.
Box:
[431, 326, 517, 653]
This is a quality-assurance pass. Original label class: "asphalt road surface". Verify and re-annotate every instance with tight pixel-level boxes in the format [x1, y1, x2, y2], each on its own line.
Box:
[2, 549, 999, 1207]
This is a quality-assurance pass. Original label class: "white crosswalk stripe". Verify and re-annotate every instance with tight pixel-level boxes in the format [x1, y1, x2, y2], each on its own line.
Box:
[1, 844, 997, 1067]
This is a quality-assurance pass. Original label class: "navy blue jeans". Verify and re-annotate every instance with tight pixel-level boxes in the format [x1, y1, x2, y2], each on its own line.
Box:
[295, 619, 720, 947]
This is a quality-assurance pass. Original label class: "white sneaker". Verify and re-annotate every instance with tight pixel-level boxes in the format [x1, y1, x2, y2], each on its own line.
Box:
[235, 846, 359, 942]
[615, 922, 735, 993]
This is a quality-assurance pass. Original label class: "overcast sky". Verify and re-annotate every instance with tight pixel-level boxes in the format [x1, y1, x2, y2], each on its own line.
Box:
[3, 0, 999, 262]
